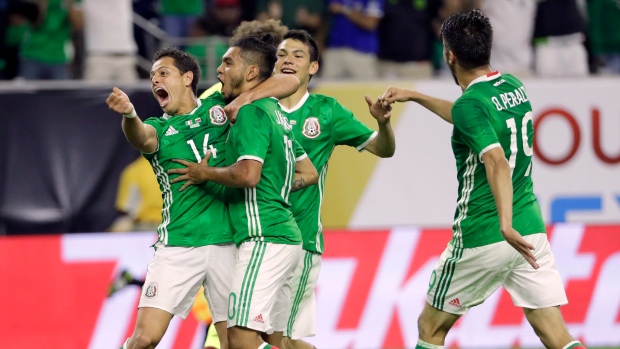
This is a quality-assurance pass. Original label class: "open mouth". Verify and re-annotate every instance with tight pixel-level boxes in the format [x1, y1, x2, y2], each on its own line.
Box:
[154, 87, 170, 108]
[281, 68, 296, 74]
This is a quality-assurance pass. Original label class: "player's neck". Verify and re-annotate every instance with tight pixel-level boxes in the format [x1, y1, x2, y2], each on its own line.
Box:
[173, 94, 198, 115]
[279, 85, 308, 109]
[457, 65, 494, 91]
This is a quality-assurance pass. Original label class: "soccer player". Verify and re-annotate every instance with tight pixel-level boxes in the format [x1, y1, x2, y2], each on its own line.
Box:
[274, 29, 395, 349]
[169, 35, 319, 349]
[106, 47, 300, 349]
[380, 10, 587, 349]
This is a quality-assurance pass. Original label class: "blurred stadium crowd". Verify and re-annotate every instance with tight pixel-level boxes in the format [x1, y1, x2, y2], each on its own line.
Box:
[0, 0, 619, 83]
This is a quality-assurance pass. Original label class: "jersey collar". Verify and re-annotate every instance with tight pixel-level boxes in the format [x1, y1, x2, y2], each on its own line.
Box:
[466, 71, 502, 90]
[162, 98, 202, 119]
[278, 91, 310, 113]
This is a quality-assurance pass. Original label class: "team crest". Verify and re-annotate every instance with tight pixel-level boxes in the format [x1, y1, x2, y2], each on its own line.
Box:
[302, 117, 321, 138]
[144, 282, 158, 298]
[209, 106, 227, 125]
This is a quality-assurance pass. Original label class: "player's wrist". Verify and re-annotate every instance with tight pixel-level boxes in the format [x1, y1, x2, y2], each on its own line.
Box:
[123, 109, 137, 119]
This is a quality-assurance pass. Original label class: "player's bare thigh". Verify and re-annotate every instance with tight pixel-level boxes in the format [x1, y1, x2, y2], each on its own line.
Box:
[417, 302, 460, 345]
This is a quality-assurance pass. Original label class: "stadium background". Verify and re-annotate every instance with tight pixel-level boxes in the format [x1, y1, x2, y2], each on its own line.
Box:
[1, 0, 620, 347]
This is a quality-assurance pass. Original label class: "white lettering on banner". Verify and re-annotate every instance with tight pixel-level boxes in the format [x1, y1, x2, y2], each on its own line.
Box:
[583, 253, 620, 344]
[313, 259, 358, 349]
[310, 227, 620, 349]
[61, 233, 196, 349]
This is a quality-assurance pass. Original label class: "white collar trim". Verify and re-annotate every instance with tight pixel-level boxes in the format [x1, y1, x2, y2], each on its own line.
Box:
[163, 98, 201, 119]
[466, 71, 502, 90]
[278, 91, 310, 113]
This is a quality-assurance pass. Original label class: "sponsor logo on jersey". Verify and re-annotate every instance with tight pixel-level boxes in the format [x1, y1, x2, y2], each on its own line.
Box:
[302, 117, 321, 138]
[144, 282, 158, 298]
[164, 126, 178, 136]
[209, 106, 227, 125]
[253, 313, 265, 323]
[448, 298, 462, 308]
[186, 118, 202, 128]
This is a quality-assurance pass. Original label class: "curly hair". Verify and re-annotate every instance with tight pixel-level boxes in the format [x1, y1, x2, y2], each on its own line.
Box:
[229, 19, 289, 48]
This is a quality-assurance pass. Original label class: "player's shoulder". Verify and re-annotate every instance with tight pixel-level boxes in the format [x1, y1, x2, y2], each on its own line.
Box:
[250, 97, 279, 110]
[199, 90, 225, 105]
[309, 93, 338, 106]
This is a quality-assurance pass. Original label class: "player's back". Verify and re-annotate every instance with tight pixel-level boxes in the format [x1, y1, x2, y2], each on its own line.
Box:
[450, 72, 544, 248]
[142, 92, 232, 247]
[225, 98, 302, 246]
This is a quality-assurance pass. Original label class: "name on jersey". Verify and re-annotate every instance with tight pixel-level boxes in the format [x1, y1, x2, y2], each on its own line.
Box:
[491, 86, 529, 111]
[275, 110, 292, 131]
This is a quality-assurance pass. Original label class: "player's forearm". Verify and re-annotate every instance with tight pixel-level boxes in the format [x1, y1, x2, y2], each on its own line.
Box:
[248, 74, 300, 100]
[485, 159, 514, 232]
[411, 92, 454, 124]
[291, 168, 318, 192]
[371, 122, 396, 158]
[204, 163, 259, 188]
[121, 116, 151, 152]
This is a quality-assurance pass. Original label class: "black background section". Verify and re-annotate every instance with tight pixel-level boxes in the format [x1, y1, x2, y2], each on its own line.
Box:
[0, 86, 163, 234]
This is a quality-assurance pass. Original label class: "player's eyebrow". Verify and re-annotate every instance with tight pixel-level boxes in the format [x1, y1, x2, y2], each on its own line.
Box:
[150, 66, 171, 76]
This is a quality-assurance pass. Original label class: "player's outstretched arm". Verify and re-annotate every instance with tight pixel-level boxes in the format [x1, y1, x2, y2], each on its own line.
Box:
[106, 87, 158, 153]
[169, 153, 263, 191]
[482, 147, 539, 270]
[381, 86, 454, 124]
[291, 156, 318, 192]
[364, 95, 396, 158]
[224, 74, 301, 122]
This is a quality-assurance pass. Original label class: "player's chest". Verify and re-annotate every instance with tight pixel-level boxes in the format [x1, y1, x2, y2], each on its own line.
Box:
[288, 113, 333, 149]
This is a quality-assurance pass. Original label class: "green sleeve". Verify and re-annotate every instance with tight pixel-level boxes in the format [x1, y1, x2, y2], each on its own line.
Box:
[587, 0, 603, 55]
[331, 101, 376, 150]
[233, 105, 271, 163]
[452, 98, 499, 160]
[293, 139, 307, 161]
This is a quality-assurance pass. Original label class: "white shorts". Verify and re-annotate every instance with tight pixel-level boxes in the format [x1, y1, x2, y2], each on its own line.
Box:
[227, 241, 303, 334]
[285, 250, 321, 339]
[426, 233, 567, 315]
[139, 243, 236, 321]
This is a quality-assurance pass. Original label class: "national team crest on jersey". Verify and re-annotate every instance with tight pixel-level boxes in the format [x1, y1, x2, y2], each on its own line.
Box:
[209, 106, 227, 125]
[302, 117, 321, 138]
[144, 282, 158, 298]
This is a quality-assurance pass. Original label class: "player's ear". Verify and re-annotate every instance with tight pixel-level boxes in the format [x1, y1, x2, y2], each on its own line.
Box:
[183, 71, 193, 87]
[246, 65, 259, 81]
[309, 61, 319, 75]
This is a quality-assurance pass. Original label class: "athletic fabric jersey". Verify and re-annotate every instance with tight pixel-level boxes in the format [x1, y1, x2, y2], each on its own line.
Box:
[142, 92, 232, 247]
[282, 93, 376, 253]
[450, 71, 545, 249]
[225, 98, 305, 246]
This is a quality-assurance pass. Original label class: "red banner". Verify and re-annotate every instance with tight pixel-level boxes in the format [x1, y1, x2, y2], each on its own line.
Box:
[1, 225, 619, 349]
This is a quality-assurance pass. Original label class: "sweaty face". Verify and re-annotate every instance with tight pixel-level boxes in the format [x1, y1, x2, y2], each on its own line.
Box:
[275, 39, 317, 86]
[217, 47, 246, 104]
[150, 57, 189, 115]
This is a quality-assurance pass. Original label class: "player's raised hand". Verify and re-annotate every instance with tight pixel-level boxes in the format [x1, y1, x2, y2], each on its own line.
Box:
[225, 91, 252, 123]
[501, 227, 539, 269]
[365, 95, 392, 125]
[168, 152, 212, 192]
[106, 87, 135, 116]
[380, 87, 415, 107]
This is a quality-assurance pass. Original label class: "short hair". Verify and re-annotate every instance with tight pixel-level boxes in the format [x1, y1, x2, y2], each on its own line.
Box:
[440, 9, 492, 70]
[153, 47, 201, 95]
[231, 35, 277, 82]
[283, 29, 319, 63]
[229, 19, 289, 48]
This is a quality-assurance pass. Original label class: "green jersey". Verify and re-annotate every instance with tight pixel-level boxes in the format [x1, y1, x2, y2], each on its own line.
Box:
[282, 93, 376, 253]
[143, 93, 232, 247]
[225, 98, 305, 246]
[451, 72, 545, 249]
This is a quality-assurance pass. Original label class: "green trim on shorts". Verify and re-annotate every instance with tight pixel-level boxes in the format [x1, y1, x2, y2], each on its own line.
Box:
[238, 242, 267, 326]
[287, 251, 313, 336]
[432, 243, 464, 310]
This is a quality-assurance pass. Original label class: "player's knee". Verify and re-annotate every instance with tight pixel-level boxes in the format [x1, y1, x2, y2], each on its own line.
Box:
[227, 329, 245, 349]
[132, 332, 161, 349]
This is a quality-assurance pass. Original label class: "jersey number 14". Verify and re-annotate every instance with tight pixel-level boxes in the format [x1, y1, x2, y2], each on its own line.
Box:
[187, 134, 218, 162]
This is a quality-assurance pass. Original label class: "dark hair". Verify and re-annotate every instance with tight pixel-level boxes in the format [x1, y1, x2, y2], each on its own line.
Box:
[231, 35, 277, 82]
[283, 29, 319, 63]
[229, 19, 289, 47]
[152, 47, 201, 95]
[440, 9, 492, 70]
